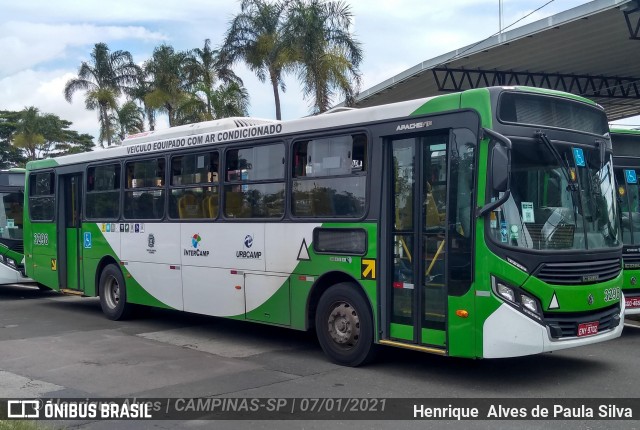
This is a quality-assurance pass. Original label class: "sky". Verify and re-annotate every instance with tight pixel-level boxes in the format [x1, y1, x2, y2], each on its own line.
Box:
[0, 0, 635, 142]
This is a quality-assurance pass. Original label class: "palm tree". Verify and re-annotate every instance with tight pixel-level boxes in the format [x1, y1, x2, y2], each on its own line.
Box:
[211, 81, 250, 118]
[184, 39, 244, 120]
[131, 72, 157, 132]
[110, 101, 145, 142]
[221, 0, 294, 120]
[64, 43, 140, 147]
[144, 44, 190, 127]
[176, 81, 250, 125]
[286, 0, 362, 113]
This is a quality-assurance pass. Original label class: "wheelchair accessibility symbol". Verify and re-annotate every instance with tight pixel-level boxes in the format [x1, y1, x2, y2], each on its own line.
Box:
[84, 232, 92, 249]
[625, 169, 637, 184]
[572, 147, 585, 167]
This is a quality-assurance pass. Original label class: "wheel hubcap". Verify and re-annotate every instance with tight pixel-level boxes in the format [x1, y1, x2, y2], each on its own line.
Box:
[327, 302, 360, 349]
[105, 277, 120, 310]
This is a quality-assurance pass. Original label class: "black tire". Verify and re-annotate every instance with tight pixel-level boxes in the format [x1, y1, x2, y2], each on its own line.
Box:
[315, 282, 377, 366]
[99, 264, 133, 320]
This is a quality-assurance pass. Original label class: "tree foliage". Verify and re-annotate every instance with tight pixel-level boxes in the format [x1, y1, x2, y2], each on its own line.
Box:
[0, 110, 27, 168]
[143, 44, 191, 128]
[222, 0, 362, 117]
[8, 107, 94, 162]
[62, 1, 363, 135]
[64, 43, 140, 147]
[109, 101, 145, 143]
[285, 0, 362, 113]
[221, 0, 293, 120]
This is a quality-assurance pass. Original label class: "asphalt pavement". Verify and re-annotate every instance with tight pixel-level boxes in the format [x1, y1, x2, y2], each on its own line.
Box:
[1, 284, 639, 430]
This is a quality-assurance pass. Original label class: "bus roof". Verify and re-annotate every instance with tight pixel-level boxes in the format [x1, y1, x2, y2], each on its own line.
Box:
[26, 86, 601, 171]
[611, 127, 640, 158]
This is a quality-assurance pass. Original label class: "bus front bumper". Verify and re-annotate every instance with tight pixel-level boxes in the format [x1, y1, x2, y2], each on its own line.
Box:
[482, 302, 624, 358]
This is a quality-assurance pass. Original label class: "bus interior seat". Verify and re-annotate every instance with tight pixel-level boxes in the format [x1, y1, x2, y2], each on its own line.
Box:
[178, 192, 201, 219]
[202, 194, 218, 218]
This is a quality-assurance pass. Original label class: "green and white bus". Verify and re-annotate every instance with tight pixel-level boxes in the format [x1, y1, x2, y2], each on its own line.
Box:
[611, 128, 640, 315]
[0, 168, 31, 284]
[24, 86, 623, 365]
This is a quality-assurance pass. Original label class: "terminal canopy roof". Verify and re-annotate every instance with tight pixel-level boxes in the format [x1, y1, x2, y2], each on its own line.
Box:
[353, 0, 640, 121]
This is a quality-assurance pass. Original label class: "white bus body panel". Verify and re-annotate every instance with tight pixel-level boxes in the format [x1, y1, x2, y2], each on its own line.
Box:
[101, 222, 320, 317]
[0, 263, 31, 285]
[483, 302, 624, 358]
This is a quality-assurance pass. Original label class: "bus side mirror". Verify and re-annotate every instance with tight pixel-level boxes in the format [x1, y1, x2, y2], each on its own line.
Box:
[476, 128, 512, 218]
[492, 144, 510, 193]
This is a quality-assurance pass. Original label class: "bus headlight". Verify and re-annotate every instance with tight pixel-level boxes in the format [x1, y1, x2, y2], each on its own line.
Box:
[491, 276, 543, 321]
[496, 282, 516, 303]
[521, 294, 538, 314]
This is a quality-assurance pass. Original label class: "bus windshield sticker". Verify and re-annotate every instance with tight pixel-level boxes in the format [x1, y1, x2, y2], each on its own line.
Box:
[521, 202, 535, 223]
[572, 147, 586, 167]
[490, 211, 497, 229]
[625, 169, 637, 184]
[500, 221, 508, 243]
[510, 225, 519, 240]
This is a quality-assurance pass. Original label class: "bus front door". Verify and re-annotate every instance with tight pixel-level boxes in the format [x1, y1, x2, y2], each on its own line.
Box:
[386, 127, 475, 352]
[388, 132, 449, 350]
[58, 173, 84, 292]
[382, 128, 476, 354]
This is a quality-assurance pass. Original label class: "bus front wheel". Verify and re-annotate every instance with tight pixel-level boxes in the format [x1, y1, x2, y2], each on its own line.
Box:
[99, 264, 132, 320]
[315, 283, 376, 366]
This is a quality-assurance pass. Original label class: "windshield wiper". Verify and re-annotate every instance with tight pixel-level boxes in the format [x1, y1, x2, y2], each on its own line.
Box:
[535, 132, 579, 192]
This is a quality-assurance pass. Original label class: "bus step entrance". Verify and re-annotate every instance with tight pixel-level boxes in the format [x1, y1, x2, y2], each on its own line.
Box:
[60, 288, 84, 296]
[379, 339, 446, 355]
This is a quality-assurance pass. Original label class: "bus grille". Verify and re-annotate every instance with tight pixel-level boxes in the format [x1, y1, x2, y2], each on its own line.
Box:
[10, 243, 23, 254]
[623, 253, 640, 270]
[544, 305, 620, 339]
[535, 259, 621, 285]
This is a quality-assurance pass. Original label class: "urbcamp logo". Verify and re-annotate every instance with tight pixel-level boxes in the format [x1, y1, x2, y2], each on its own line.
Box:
[236, 234, 262, 259]
[184, 233, 209, 257]
[244, 234, 253, 248]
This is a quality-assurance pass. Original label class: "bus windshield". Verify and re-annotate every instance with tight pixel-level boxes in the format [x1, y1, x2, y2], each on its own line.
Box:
[615, 167, 640, 245]
[490, 139, 619, 250]
[0, 190, 24, 240]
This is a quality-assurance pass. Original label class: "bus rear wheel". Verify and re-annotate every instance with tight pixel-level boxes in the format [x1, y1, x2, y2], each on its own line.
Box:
[315, 283, 376, 366]
[99, 264, 133, 320]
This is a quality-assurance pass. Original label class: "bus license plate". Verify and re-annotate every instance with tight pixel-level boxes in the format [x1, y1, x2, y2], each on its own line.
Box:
[626, 297, 640, 309]
[577, 321, 599, 337]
